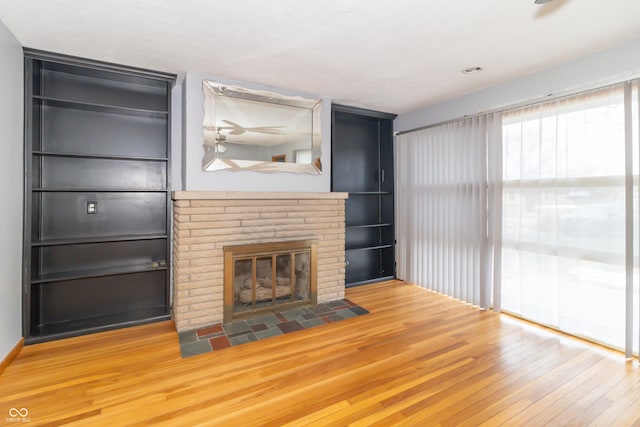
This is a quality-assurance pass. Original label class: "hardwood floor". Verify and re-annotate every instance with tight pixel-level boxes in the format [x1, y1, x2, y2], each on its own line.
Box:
[1, 280, 639, 426]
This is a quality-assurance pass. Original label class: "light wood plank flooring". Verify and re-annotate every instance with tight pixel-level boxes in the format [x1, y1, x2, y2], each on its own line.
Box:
[1, 280, 639, 426]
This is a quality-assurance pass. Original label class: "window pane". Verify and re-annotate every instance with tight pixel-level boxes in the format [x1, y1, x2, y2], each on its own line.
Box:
[501, 85, 631, 352]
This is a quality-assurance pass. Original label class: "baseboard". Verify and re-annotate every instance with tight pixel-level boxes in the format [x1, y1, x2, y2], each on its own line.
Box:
[0, 337, 24, 376]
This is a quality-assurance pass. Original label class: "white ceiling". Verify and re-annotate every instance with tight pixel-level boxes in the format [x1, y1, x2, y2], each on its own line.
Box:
[0, 0, 639, 115]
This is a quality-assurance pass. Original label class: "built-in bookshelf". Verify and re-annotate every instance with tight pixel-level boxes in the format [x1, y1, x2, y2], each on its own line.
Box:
[332, 105, 396, 286]
[23, 49, 175, 343]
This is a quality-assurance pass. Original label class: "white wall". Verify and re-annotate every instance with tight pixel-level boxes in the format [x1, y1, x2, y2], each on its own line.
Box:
[182, 73, 331, 192]
[0, 19, 24, 361]
[395, 38, 640, 132]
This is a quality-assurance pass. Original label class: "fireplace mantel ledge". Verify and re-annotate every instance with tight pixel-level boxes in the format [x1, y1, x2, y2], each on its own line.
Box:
[172, 191, 349, 200]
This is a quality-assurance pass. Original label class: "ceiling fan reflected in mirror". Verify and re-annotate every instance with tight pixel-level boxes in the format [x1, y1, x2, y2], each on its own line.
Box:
[218, 120, 286, 136]
[201, 79, 323, 174]
[202, 127, 229, 155]
[202, 126, 228, 142]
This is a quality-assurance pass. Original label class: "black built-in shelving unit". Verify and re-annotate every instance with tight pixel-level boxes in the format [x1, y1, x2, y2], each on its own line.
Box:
[331, 105, 397, 287]
[23, 49, 175, 343]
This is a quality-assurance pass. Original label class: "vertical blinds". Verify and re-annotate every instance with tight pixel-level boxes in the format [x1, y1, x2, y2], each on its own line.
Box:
[395, 113, 502, 309]
[395, 81, 639, 356]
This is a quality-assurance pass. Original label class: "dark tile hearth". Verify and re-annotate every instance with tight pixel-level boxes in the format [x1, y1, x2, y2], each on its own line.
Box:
[196, 325, 223, 338]
[276, 320, 305, 334]
[209, 335, 231, 351]
[178, 298, 369, 358]
[250, 323, 269, 332]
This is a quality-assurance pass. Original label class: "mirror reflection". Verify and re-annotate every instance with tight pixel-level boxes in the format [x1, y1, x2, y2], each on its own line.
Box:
[202, 80, 322, 174]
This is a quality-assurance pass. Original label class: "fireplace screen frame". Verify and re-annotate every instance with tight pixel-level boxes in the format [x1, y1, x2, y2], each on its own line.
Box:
[223, 240, 317, 322]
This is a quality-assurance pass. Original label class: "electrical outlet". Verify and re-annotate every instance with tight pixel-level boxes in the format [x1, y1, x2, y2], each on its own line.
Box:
[87, 201, 97, 214]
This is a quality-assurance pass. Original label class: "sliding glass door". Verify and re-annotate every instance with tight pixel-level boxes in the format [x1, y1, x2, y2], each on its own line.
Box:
[501, 84, 639, 354]
[395, 80, 640, 356]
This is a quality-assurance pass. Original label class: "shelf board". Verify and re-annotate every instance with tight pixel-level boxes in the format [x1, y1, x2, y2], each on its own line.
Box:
[32, 150, 168, 162]
[346, 223, 392, 229]
[32, 263, 167, 284]
[347, 191, 392, 195]
[33, 234, 168, 247]
[346, 275, 396, 288]
[34, 55, 174, 88]
[32, 187, 167, 193]
[33, 95, 169, 118]
[345, 244, 394, 252]
[27, 308, 170, 342]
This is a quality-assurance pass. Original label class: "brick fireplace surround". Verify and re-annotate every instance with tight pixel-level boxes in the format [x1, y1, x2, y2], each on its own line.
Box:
[171, 191, 348, 332]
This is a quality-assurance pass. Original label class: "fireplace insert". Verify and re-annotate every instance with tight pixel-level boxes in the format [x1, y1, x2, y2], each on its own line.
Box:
[223, 240, 317, 322]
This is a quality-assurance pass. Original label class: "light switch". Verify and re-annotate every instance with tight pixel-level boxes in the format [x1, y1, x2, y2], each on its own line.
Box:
[87, 201, 97, 214]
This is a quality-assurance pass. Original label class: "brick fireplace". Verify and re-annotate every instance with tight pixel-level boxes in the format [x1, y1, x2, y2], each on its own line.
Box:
[171, 191, 348, 331]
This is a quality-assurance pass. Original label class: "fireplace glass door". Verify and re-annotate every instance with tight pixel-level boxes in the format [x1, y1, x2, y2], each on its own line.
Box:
[224, 240, 317, 322]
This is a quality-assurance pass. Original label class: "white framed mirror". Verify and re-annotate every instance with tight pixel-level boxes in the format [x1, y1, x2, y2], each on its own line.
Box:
[202, 80, 323, 174]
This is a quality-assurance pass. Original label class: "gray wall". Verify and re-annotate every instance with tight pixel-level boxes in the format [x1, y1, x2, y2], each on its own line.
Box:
[269, 139, 311, 163]
[181, 73, 331, 192]
[171, 82, 183, 191]
[395, 38, 640, 132]
[0, 19, 24, 362]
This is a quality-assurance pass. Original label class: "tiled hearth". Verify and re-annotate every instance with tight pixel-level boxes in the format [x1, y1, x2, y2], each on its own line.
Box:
[178, 298, 368, 358]
[172, 191, 348, 332]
